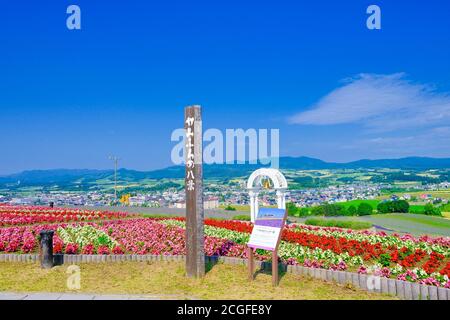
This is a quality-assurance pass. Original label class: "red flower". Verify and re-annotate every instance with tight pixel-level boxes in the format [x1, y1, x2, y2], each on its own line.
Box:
[439, 262, 450, 277]
[65, 243, 78, 254]
[112, 246, 124, 255]
[97, 245, 110, 255]
[82, 244, 95, 255]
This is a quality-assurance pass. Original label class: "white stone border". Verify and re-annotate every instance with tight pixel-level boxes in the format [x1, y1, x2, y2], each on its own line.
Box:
[1, 254, 448, 300]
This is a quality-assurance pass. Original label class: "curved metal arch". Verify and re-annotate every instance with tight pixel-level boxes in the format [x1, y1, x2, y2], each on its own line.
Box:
[246, 168, 288, 190]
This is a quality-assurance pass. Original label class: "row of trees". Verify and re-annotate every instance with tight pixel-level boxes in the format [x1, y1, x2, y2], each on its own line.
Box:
[421, 203, 443, 216]
[287, 202, 373, 217]
[376, 200, 441, 216]
[376, 200, 409, 214]
[287, 200, 442, 217]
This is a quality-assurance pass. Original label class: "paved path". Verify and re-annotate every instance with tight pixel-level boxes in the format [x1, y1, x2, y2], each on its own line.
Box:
[0, 292, 187, 300]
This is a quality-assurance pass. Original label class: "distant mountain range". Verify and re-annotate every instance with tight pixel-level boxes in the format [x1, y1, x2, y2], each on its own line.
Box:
[1, 156, 450, 187]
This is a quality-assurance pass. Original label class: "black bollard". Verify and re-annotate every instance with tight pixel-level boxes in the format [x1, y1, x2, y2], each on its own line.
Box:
[39, 230, 54, 269]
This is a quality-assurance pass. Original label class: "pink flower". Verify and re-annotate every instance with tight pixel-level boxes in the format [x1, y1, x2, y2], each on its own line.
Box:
[65, 243, 78, 254]
[419, 277, 441, 287]
[358, 266, 368, 274]
[397, 270, 418, 282]
[444, 280, 450, 289]
[374, 267, 391, 278]
[112, 246, 124, 255]
[81, 244, 95, 255]
[286, 258, 299, 265]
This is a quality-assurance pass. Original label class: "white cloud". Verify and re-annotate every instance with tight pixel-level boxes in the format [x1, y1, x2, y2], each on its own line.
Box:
[350, 127, 450, 158]
[289, 73, 450, 132]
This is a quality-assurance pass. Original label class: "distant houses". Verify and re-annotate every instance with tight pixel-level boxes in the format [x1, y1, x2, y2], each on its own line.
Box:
[170, 197, 220, 210]
[420, 194, 433, 200]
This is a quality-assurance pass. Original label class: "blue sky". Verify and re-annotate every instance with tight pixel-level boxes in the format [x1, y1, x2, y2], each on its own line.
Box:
[1, 0, 450, 174]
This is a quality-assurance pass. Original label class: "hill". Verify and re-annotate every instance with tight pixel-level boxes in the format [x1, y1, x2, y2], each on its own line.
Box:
[1, 156, 449, 189]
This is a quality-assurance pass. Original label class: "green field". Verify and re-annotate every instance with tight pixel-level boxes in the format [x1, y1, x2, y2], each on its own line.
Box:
[297, 213, 450, 237]
[304, 217, 372, 230]
[368, 213, 450, 228]
[0, 262, 394, 300]
[363, 214, 450, 237]
[441, 203, 450, 213]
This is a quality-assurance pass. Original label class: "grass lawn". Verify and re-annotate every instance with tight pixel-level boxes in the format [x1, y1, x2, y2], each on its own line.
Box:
[296, 213, 450, 237]
[220, 205, 250, 212]
[359, 213, 450, 237]
[409, 205, 426, 214]
[304, 217, 372, 230]
[0, 261, 395, 300]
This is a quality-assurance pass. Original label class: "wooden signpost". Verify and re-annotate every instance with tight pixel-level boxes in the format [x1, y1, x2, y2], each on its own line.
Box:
[247, 208, 288, 286]
[184, 105, 205, 278]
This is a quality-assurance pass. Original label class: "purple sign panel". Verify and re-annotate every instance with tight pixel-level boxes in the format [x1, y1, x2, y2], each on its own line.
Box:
[255, 208, 285, 228]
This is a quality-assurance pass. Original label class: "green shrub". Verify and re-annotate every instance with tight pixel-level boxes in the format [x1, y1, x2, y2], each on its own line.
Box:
[304, 218, 372, 230]
[323, 203, 340, 216]
[357, 203, 373, 216]
[377, 200, 409, 213]
[339, 207, 349, 216]
[232, 215, 251, 221]
[310, 205, 325, 216]
[347, 205, 357, 216]
[321, 203, 348, 216]
[297, 207, 310, 217]
[287, 202, 298, 216]
[377, 202, 390, 214]
[378, 253, 392, 267]
[395, 200, 410, 213]
[423, 203, 442, 216]
[224, 205, 237, 211]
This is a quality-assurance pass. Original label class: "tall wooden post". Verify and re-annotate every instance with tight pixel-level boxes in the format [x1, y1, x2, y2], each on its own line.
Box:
[185, 105, 205, 278]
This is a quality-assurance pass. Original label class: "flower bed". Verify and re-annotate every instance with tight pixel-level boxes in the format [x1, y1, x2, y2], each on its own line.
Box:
[0, 206, 130, 227]
[0, 213, 449, 288]
[57, 225, 120, 254]
[161, 218, 450, 287]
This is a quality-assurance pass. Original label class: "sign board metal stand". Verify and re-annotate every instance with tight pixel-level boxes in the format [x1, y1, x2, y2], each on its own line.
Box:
[247, 208, 287, 287]
[184, 105, 205, 278]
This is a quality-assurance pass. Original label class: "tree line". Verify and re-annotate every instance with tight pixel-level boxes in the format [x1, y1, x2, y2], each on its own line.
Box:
[287, 200, 442, 217]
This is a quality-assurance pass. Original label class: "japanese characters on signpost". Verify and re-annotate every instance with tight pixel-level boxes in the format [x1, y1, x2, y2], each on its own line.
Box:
[247, 208, 288, 286]
[184, 105, 205, 278]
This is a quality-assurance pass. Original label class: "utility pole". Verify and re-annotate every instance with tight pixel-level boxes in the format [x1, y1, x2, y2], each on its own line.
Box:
[109, 156, 120, 203]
